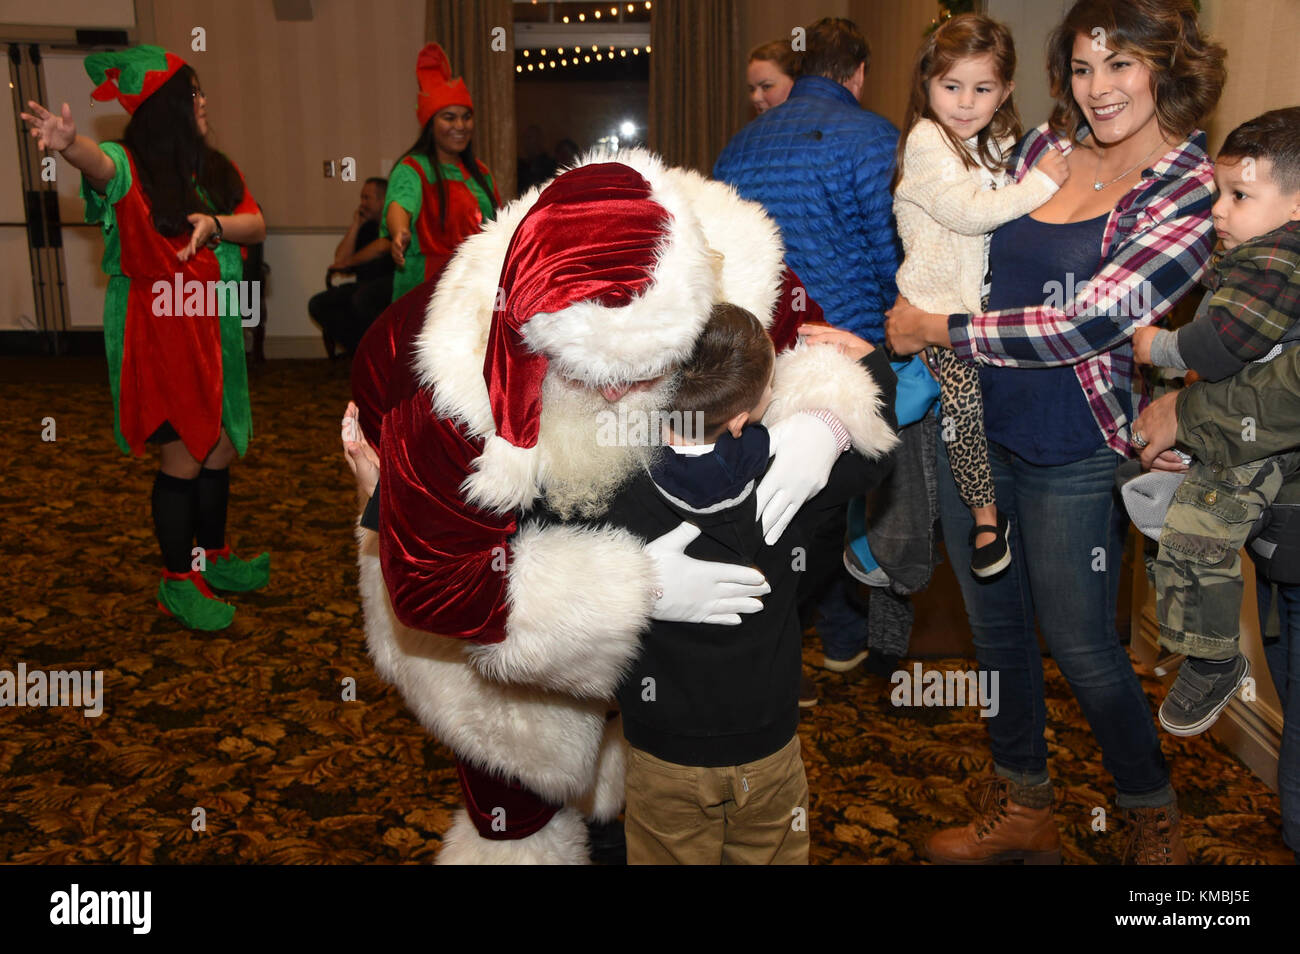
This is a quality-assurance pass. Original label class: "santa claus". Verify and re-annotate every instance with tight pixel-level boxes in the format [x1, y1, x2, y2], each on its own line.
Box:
[352, 149, 897, 863]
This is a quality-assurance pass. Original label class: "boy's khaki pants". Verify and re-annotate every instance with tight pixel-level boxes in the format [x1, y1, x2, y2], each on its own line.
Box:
[624, 733, 809, 865]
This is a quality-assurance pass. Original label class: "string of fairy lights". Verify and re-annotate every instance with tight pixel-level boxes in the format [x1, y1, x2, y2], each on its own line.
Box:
[555, 1, 651, 22]
[515, 43, 650, 74]
[516, 2, 652, 74]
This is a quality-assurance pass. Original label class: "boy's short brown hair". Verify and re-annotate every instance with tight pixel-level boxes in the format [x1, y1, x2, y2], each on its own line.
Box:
[673, 303, 774, 440]
[799, 18, 870, 85]
[1219, 107, 1300, 194]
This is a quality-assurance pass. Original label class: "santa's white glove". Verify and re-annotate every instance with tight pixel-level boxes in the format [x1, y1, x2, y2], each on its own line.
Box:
[645, 522, 770, 625]
[755, 413, 842, 545]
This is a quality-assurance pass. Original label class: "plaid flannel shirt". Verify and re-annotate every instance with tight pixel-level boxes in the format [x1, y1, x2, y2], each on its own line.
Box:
[946, 123, 1217, 456]
[1183, 219, 1300, 375]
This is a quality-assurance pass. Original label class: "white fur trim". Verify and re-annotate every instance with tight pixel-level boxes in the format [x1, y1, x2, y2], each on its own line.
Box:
[437, 807, 590, 865]
[415, 149, 724, 434]
[467, 521, 654, 697]
[520, 150, 717, 387]
[664, 167, 785, 326]
[415, 195, 538, 439]
[358, 525, 613, 806]
[461, 434, 543, 514]
[764, 343, 900, 459]
[572, 713, 628, 823]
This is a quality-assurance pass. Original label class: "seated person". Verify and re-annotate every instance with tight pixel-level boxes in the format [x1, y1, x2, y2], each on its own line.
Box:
[606, 304, 897, 864]
[309, 176, 395, 358]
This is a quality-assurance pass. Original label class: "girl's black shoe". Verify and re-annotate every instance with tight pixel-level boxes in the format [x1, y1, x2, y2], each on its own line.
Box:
[970, 512, 1011, 580]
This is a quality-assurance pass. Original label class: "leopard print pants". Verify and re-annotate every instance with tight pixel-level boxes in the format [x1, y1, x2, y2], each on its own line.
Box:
[929, 346, 996, 510]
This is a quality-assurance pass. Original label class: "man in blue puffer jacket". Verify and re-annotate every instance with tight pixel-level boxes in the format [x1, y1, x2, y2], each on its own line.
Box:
[715, 17, 907, 682]
[714, 17, 900, 344]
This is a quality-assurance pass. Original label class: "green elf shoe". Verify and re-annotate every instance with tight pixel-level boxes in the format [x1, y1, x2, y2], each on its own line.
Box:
[200, 544, 271, 592]
[157, 570, 236, 631]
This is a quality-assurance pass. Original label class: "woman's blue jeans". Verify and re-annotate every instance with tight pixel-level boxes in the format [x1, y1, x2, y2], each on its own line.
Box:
[1256, 578, 1300, 858]
[937, 433, 1173, 806]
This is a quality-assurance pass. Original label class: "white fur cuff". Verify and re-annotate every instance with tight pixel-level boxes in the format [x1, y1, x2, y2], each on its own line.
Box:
[765, 343, 900, 459]
[437, 806, 591, 864]
[467, 521, 654, 697]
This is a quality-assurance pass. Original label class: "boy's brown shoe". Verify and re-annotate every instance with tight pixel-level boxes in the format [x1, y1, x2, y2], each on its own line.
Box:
[925, 776, 1061, 865]
[1121, 803, 1190, 865]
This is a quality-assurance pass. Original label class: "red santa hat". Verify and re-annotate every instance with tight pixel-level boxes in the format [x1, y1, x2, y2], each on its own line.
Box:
[464, 159, 719, 513]
[416, 43, 474, 128]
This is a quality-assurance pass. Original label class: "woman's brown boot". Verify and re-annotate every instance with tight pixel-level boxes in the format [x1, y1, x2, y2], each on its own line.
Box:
[1121, 803, 1190, 864]
[925, 776, 1061, 864]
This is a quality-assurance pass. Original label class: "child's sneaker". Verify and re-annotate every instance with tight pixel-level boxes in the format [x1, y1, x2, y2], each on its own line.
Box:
[843, 496, 891, 587]
[843, 540, 891, 587]
[1158, 653, 1250, 737]
[200, 545, 271, 592]
[970, 512, 1011, 579]
[157, 569, 236, 631]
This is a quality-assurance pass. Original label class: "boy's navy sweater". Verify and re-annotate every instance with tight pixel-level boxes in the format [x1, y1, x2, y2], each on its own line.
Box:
[608, 349, 897, 766]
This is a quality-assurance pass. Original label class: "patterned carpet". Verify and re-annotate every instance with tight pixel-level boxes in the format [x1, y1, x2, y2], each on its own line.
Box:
[0, 356, 1291, 864]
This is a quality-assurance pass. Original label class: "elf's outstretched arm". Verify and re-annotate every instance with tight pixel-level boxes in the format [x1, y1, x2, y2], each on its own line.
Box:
[19, 101, 115, 191]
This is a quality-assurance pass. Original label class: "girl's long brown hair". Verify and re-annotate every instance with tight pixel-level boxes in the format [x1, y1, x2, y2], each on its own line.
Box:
[892, 13, 1023, 193]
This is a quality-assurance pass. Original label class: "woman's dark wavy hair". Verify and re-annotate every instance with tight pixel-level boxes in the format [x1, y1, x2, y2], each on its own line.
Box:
[1047, 0, 1226, 143]
[403, 112, 497, 229]
[121, 65, 244, 236]
[892, 13, 1023, 193]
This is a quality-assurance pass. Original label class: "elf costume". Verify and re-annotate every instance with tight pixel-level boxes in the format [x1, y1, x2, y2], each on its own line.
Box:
[80, 46, 268, 630]
[381, 43, 499, 303]
[354, 151, 898, 862]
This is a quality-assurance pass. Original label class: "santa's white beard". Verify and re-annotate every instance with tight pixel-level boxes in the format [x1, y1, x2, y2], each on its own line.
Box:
[535, 373, 672, 520]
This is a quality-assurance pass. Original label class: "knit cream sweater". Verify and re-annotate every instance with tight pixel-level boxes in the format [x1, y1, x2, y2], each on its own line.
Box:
[894, 118, 1059, 314]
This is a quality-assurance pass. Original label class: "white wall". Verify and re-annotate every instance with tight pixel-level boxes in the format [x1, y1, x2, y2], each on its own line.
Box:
[261, 231, 349, 357]
[0, 0, 134, 29]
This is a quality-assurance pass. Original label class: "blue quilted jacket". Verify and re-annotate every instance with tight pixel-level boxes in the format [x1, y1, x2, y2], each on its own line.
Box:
[713, 76, 901, 343]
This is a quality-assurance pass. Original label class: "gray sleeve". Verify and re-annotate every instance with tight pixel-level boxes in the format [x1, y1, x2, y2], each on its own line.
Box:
[1176, 314, 1249, 383]
[1148, 329, 1187, 371]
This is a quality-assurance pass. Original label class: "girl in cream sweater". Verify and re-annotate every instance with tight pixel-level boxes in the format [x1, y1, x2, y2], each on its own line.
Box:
[892, 13, 1069, 578]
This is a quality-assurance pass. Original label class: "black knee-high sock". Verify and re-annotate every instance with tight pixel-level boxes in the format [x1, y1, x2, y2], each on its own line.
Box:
[194, 467, 230, 551]
[152, 471, 198, 573]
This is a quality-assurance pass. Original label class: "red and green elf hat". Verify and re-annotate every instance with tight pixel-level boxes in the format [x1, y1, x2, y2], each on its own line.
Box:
[85, 45, 187, 114]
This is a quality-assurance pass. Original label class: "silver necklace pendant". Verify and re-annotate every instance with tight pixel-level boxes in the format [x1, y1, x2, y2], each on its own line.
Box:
[1093, 181, 1104, 191]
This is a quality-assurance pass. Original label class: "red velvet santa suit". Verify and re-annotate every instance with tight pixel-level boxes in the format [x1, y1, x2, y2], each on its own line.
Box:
[354, 150, 899, 863]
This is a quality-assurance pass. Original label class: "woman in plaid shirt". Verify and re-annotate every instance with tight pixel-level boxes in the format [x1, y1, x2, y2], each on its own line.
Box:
[886, 0, 1224, 865]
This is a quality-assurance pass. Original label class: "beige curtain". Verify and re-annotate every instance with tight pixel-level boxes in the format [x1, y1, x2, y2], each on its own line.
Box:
[426, 0, 518, 202]
[648, 0, 745, 174]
